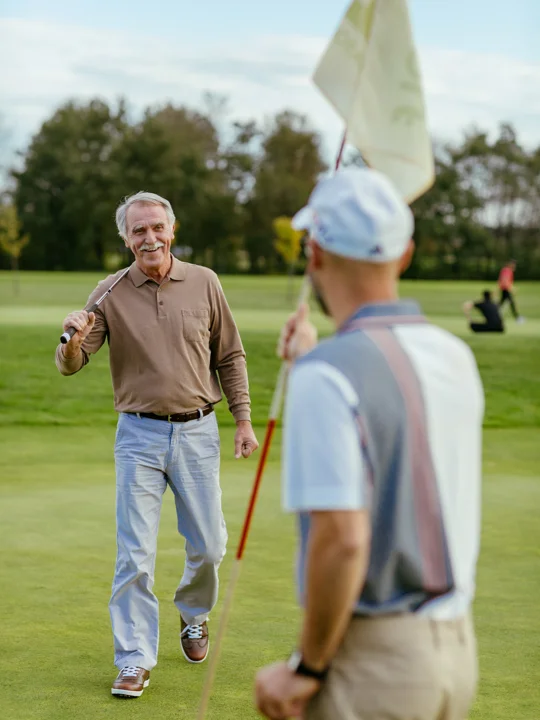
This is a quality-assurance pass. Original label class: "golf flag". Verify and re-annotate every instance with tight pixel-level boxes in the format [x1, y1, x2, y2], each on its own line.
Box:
[313, 0, 434, 203]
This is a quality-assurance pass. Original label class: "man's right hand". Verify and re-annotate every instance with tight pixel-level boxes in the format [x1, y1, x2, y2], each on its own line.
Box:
[61, 310, 95, 356]
[277, 303, 318, 362]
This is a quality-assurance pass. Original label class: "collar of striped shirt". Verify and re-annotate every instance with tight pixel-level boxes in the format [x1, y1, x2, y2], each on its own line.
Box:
[339, 300, 425, 334]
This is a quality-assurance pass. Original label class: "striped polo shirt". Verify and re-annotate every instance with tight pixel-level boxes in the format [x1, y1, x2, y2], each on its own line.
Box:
[283, 301, 484, 620]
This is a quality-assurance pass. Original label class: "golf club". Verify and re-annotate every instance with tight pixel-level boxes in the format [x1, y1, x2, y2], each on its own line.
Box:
[59, 266, 131, 344]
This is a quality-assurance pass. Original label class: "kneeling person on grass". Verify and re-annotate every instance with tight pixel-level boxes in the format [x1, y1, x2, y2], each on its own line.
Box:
[55, 191, 259, 698]
[463, 290, 504, 333]
[255, 168, 483, 720]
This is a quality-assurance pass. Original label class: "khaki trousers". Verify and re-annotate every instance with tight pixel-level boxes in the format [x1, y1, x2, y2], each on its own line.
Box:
[307, 613, 477, 720]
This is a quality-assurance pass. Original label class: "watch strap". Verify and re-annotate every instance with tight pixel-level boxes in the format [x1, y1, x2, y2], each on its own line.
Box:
[288, 650, 329, 681]
[296, 658, 329, 682]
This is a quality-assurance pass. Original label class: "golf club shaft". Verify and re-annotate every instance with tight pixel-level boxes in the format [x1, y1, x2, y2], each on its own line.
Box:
[60, 267, 130, 344]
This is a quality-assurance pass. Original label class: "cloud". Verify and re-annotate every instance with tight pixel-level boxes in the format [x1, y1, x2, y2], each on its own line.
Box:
[420, 47, 540, 144]
[1, 16, 539, 174]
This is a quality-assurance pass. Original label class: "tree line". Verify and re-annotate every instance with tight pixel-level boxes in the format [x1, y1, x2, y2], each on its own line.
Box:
[1, 98, 539, 279]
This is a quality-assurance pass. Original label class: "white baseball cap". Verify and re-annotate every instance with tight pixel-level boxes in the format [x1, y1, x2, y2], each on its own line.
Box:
[292, 167, 414, 263]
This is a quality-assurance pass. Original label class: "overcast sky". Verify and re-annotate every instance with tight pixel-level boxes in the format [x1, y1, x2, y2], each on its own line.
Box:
[1, 0, 539, 170]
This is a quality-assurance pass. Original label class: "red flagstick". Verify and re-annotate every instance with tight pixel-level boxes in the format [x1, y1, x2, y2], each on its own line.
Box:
[196, 129, 348, 720]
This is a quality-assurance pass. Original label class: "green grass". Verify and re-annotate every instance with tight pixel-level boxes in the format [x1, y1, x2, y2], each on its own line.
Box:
[0, 272, 539, 719]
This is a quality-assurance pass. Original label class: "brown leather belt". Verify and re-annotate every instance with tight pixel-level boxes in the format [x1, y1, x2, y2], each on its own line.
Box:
[131, 405, 214, 423]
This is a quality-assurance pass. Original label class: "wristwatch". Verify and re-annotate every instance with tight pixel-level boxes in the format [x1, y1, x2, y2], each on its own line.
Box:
[287, 650, 329, 682]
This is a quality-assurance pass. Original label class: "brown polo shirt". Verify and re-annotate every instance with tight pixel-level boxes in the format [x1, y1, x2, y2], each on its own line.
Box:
[55, 257, 251, 422]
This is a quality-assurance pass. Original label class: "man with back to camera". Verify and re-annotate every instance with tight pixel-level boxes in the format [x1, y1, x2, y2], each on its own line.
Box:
[255, 168, 484, 720]
[463, 290, 504, 333]
[55, 191, 259, 698]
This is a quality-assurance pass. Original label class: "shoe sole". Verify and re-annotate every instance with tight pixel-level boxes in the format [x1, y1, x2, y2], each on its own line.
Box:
[111, 679, 150, 698]
[180, 639, 210, 664]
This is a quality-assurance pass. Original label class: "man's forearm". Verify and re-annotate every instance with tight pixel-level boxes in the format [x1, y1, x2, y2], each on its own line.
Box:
[217, 354, 251, 422]
[55, 343, 87, 376]
[300, 512, 369, 671]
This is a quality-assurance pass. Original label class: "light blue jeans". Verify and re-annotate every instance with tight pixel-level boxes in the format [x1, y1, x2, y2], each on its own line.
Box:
[109, 411, 227, 671]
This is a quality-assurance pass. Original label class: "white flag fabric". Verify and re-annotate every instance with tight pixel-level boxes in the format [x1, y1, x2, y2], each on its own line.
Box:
[314, 0, 434, 203]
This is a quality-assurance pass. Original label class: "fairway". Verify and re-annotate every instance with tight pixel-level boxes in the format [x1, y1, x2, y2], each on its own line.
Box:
[1, 272, 539, 720]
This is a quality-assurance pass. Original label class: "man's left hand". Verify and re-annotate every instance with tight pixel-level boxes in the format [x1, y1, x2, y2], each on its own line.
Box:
[255, 662, 320, 720]
[235, 421, 259, 459]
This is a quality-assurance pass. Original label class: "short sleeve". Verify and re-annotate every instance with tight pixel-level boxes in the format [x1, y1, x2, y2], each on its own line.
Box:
[282, 360, 366, 512]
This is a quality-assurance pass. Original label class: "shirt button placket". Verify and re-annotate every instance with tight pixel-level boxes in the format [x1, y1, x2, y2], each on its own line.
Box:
[157, 287, 165, 318]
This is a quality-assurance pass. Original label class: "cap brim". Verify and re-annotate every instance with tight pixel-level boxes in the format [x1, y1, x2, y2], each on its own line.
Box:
[291, 206, 314, 231]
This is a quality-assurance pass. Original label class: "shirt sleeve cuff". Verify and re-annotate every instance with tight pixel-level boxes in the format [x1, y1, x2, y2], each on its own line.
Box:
[55, 344, 84, 375]
[284, 488, 365, 513]
[232, 406, 252, 423]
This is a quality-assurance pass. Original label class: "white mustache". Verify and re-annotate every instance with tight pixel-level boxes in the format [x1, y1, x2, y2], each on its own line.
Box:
[140, 241, 165, 251]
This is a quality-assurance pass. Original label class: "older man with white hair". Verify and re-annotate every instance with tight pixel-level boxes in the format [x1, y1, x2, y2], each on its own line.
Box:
[56, 191, 258, 698]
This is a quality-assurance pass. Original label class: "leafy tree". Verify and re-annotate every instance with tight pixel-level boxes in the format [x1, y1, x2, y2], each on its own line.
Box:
[410, 146, 488, 279]
[13, 99, 128, 270]
[0, 204, 30, 294]
[243, 111, 326, 272]
[113, 104, 238, 270]
[7, 96, 540, 278]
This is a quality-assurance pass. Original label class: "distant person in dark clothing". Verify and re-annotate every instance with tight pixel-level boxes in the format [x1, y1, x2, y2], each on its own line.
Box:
[498, 260, 524, 323]
[463, 291, 504, 333]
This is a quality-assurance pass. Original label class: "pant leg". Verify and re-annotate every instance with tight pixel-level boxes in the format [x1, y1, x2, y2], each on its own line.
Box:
[470, 322, 490, 333]
[438, 615, 478, 720]
[167, 412, 227, 626]
[507, 291, 519, 319]
[499, 289, 518, 318]
[470, 323, 502, 333]
[109, 413, 169, 670]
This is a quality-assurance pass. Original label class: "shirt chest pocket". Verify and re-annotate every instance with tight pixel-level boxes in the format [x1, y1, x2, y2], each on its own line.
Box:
[182, 309, 210, 344]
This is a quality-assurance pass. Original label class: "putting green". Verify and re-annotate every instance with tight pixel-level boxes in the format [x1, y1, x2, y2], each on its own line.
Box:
[0, 273, 539, 718]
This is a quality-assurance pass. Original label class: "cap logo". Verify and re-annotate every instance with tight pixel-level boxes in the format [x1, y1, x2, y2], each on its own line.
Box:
[369, 244, 383, 256]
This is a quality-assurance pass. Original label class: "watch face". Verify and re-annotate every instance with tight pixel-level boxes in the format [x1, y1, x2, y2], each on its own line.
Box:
[287, 650, 302, 673]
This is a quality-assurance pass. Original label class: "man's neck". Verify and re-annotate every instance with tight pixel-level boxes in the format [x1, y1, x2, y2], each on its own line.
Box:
[136, 254, 173, 284]
[328, 281, 399, 329]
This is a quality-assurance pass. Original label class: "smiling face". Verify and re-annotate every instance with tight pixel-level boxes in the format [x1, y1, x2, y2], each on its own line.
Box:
[125, 202, 174, 279]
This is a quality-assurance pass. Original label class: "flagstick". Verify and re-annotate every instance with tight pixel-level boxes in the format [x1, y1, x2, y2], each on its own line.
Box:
[335, 130, 347, 170]
[196, 132, 347, 720]
[196, 281, 308, 720]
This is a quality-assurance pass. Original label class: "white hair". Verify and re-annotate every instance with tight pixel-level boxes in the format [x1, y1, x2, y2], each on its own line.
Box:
[115, 191, 176, 240]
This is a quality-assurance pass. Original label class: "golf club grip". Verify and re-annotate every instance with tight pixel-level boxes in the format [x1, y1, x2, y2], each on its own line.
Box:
[60, 303, 99, 344]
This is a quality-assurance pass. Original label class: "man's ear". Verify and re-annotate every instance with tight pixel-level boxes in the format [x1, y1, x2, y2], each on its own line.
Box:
[306, 238, 324, 273]
[399, 239, 415, 275]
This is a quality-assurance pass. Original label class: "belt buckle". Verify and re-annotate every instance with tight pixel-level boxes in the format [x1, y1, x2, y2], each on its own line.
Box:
[167, 414, 172, 422]
[197, 408, 203, 420]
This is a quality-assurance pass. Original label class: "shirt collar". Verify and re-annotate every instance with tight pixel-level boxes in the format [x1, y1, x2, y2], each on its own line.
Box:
[169, 256, 187, 281]
[339, 300, 424, 333]
[129, 255, 187, 287]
